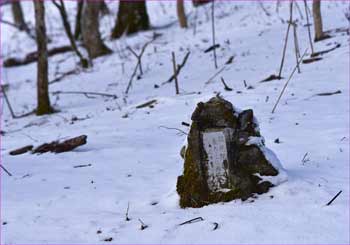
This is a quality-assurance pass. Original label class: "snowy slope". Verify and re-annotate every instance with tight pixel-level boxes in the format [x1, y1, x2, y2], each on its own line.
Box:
[1, 1, 349, 244]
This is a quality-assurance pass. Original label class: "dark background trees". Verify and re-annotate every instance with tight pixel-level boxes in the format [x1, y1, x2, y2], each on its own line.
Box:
[81, 1, 112, 59]
[111, 0, 150, 39]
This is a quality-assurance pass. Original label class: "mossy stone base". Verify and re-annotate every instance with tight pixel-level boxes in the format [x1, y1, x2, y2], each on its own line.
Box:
[177, 97, 280, 208]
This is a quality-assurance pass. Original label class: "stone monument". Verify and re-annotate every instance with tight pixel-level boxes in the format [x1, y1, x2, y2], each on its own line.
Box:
[177, 96, 286, 208]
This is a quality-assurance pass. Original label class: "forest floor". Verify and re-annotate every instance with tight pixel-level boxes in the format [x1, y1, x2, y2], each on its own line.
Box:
[1, 1, 349, 244]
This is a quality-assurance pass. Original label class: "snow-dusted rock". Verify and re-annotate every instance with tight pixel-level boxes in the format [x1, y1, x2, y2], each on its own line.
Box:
[177, 96, 287, 208]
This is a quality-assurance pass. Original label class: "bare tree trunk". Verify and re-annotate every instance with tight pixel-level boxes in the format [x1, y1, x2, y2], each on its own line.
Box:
[33, 0, 52, 115]
[192, 0, 211, 7]
[11, 0, 28, 31]
[74, 1, 83, 40]
[111, 0, 150, 39]
[312, 0, 327, 41]
[81, 1, 112, 59]
[52, 0, 88, 68]
[100, 0, 109, 16]
[177, 0, 187, 28]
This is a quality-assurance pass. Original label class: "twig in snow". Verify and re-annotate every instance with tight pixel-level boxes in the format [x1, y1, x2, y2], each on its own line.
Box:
[49, 69, 80, 84]
[178, 217, 204, 226]
[135, 99, 157, 109]
[271, 49, 308, 114]
[73, 164, 92, 168]
[204, 44, 220, 53]
[278, 1, 293, 78]
[211, 0, 218, 69]
[0, 85, 34, 119]
[181, 121, 190, 127]
[294, 1, 304, 20]
[212, 222, 219, 230]
[326, 191, 342, 206]
[301, 152, 310, 164]
[303, 0, 315, 54]
[205, 66, 225, 84]
[259, 2, 271, 17]
[159, 126, 188, 136]
[1, 85, 17, 119]
[260, 74, 283, 83]
[138, 218, 148, 230]
[0, 164, 12, 176]
[0, 18, 35, 40]
[172, 52, 180, 95]
[126, 202, 131, 221]
[302, 56, 322, 64]
[51, 91, 117, 99]
[125, 37, 156, 94]
[292, 21, 301, 73]
[314, 90, 341, 96]
[162, 51, 190, 85]
[221, 77, 233, 91]
[225, 55, 235, 65]
[310, 43, 341, 57]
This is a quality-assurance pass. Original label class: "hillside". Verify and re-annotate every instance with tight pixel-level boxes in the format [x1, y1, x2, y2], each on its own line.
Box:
[1, 1, 349, 244]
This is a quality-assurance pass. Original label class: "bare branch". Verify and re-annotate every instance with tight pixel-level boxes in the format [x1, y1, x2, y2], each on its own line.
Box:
[272, 49, 308, 114]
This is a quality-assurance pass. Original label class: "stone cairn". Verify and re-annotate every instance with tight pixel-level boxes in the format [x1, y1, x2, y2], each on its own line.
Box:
[177, 96, 286, 208]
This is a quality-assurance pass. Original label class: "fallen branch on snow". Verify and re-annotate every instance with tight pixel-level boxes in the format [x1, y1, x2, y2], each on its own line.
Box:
[73, 164, 92, 168]
[0, 164, 12, 176]
[51, 91, 117, 99]
[32, 135, 87, 154]
[178, 217, 204, 226]
[315, 90, 341, 96]
[49, 69, 80, 84]
[9, 145, 33, 156]
[3, 45, 73, 67]
[310, 43, 341, 57]
[326, 190, 342, 206]
[135, 99, 157, 109]
[302, 56, 322, 64]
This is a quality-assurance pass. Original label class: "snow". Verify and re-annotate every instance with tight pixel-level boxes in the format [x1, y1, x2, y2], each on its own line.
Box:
[1, 1, 349, 244]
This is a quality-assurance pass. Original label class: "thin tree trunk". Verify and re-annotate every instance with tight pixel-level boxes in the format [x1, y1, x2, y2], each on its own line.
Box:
[11, 0, 28, 31]
[74, 1, 83, 40]
[312, 0, 326, 41]
[111, 0, 150, 39]
[33, 0, 52, 115]
[52, 0, 88, 68]
[303, 0, 314, 54]
[177, 0, 187, 28]
[81, 1, 112, 59]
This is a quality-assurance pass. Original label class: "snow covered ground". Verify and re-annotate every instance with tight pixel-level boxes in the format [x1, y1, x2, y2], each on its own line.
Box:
[1, 1, 349, 244]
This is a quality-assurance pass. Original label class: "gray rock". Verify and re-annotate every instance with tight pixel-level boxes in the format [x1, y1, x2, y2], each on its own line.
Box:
[177, 96, 285, 208]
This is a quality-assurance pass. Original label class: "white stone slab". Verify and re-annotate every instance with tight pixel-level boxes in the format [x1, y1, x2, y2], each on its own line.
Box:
[202, 128, 233, 191]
